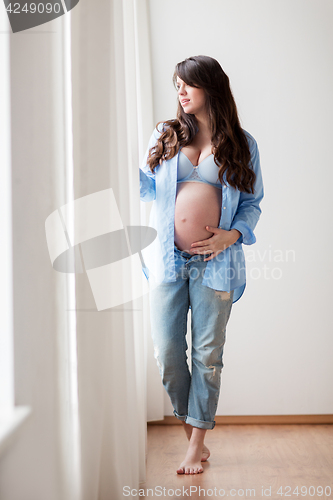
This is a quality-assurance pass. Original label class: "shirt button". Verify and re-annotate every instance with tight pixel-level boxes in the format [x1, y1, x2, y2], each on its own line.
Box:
[223, 207, 226, 209]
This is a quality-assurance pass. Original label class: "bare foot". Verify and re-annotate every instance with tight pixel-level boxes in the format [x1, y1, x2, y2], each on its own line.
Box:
[201, 443, 210, 462]
[181, 421, 210, 462]
[177, 427, 206, 474]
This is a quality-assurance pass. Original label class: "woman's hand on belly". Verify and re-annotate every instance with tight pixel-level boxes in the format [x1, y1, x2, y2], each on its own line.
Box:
[190, 226, 242, 261]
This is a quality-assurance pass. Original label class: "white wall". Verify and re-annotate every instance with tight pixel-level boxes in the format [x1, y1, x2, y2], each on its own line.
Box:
[148, 0, 333, 416]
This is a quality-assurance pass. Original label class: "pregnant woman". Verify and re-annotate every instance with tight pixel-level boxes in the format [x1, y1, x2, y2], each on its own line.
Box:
[139, 55, 264, 475]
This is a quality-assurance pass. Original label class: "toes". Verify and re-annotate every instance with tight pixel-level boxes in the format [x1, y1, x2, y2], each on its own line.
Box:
[178, 463, 204, 474]
[193, 467, 203, 474]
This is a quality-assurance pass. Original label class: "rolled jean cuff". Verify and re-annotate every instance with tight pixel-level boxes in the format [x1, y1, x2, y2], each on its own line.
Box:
[185, 416, 216, 430]
[173, 410, 187, 421]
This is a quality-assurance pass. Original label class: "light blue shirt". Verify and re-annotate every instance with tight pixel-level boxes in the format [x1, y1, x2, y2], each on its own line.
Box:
[139, 124, 264, 303]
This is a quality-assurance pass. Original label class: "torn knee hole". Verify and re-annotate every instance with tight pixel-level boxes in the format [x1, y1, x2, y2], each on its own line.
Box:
[215, 290, 231, 301]
[208, 365, 217, 377]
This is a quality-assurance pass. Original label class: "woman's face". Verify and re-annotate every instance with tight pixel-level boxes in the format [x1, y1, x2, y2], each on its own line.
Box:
[176, 77, 206, 116]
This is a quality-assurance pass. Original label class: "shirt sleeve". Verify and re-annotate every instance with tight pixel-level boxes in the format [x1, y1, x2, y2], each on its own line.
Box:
[230, 135, 264, 245]
[139, 125, 163, 202]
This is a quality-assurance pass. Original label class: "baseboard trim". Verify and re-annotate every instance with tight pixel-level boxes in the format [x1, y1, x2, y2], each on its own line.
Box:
[148, 414, 333, 425]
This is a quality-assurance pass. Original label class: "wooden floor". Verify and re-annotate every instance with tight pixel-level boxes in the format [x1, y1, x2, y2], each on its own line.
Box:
[143, 424, 333, 499]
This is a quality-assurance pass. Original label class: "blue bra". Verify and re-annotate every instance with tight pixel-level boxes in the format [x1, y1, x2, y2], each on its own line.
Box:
[177, 151, 222, 188]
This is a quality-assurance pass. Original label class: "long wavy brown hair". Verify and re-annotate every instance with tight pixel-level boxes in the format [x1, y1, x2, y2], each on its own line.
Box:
[147, 55, 256, 193]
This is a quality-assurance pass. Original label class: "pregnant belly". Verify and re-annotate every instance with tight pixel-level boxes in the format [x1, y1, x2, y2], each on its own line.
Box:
[174, 182, 222, 254]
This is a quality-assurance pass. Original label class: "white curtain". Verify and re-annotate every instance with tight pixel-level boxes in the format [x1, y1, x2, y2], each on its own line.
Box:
[0, 10, 80, 500]
[71, 0, 158, 497]
[0, 1, 161, 499]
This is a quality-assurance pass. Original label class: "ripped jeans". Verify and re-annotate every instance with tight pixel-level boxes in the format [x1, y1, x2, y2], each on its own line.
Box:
[149, 243, 234, 430]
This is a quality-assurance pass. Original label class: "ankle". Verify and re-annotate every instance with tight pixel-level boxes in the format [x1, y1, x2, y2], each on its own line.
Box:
[181, 421, 193, 440]
[189, 427, 207, 447]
